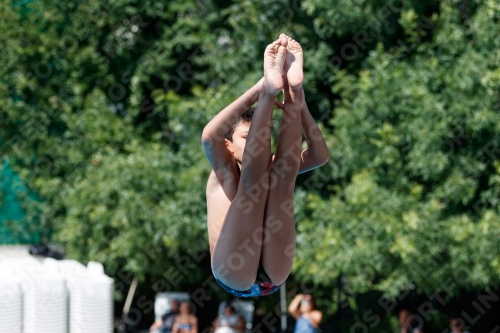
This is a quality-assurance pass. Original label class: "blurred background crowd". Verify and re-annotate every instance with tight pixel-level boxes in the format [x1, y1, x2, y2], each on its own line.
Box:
[1, 0, 500, 332]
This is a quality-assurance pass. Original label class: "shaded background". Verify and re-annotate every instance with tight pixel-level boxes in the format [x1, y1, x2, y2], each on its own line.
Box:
[1, 0, 500, 332]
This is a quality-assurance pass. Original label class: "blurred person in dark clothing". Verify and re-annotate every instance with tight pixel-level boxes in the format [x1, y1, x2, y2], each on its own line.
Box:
[288, 294, 322, 333]
[399, 309, 423, 333]
[151, 300, 180, 333]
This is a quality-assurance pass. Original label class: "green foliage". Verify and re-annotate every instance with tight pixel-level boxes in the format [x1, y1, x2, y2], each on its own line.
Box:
[1, 0, 500, 329]
[295, 0, 500, 297]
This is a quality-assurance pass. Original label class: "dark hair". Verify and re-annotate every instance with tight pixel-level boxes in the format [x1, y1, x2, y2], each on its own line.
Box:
[180, 301, 192, 313]
[224, 108, 255, 142]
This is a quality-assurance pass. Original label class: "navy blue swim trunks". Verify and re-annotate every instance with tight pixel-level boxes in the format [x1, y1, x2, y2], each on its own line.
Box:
[212, 260, 283, 297]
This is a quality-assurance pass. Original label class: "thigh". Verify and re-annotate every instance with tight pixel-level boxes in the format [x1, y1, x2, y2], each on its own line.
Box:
[260, 179, 296, 286]
[210, 177, 271, 291]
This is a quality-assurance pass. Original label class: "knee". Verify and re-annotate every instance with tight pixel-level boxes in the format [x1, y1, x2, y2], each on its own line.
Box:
[212, 261, 256, 291]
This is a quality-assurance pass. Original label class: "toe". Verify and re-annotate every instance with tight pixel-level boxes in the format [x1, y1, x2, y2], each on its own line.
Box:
[281, 37, 288, 48]
[279, 34, 288, 46]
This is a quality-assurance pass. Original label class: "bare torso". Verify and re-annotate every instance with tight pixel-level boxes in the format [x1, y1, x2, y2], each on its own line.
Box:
[173, 314, 197, 333]
[206, 169, 234, 259]
[206, 155, 274, 259]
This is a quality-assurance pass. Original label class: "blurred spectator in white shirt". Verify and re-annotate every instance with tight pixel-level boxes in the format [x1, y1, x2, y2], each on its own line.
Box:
[211, 305, 245, 333]
[151, 300, 180, 333]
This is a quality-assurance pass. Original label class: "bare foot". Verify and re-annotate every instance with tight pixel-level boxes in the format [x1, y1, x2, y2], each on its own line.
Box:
[263, 35, 288, 95]
[283, 34, 303, 91]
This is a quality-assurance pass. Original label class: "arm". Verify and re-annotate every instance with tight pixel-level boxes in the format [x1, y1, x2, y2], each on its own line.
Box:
[288, 294, 304, 320]
[171, 317, 179, 333]
[202, 79, 262, 141]
[150, 319, 163, 331]
[191, 316, 198, 333]
[297, 88, 329, 174]
[201, 79, 262, 170]
[201, 79, 283, 169]
[233, 316, 246, 332]
[309, 310, 323, 327]
[211, 316, 220, 333]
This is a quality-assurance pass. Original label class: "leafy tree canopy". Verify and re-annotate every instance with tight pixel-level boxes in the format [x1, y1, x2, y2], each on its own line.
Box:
[1, 1, 499, 328]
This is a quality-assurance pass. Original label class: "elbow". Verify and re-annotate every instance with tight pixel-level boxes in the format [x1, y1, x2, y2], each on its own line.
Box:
[320, 145, 330, 165]
[201, 128, 210, 143]
[201, 127, 225, 145]
[317, 152, 329, 166]
[201, 127, 214, 145]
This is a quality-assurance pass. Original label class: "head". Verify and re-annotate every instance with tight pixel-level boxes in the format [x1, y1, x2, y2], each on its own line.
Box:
[449, 318, 465, 333]
[224, 305, 236, 316]
[300, 294, 316, 314]
[224, 108, 254, 163]
[399, 309, 423, 330]
[171, 300, 180, 312]
[179, 301, 192, 315]
[399, 309, 413, 328]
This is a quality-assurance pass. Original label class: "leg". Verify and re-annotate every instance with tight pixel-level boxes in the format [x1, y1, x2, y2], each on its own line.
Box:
[211, 35, 288, 291]
[261, 36, 303, 286]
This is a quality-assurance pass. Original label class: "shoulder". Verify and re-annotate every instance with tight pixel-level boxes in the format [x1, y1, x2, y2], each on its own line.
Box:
[206, 157, 241, 202]
[309, 311, 322, 326]
[164, 311, 177, 318]
[311, 310, 322, 318]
